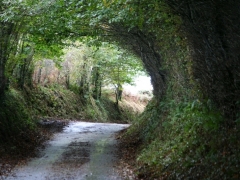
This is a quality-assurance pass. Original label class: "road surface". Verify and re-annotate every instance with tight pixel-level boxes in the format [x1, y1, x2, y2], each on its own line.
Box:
[5, 122, 130, 180]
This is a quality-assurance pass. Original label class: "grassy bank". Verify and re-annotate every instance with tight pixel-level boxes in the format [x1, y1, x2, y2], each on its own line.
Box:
[121, 97, 240, 179]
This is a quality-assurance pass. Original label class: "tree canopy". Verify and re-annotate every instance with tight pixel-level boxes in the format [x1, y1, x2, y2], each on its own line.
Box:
[1, 0, 239, 119]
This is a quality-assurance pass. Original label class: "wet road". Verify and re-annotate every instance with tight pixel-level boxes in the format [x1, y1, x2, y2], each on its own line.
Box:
[5, 122, 130, 180]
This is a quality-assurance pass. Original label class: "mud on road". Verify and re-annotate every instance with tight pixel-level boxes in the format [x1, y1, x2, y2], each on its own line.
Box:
[4, 122, 130, 180]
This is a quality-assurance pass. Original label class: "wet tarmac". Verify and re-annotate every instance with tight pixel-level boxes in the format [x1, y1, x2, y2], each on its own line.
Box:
[4, 122, 130, 180]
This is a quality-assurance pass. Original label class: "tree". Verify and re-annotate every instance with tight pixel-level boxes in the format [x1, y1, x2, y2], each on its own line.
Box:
[0, 21, 15, 95]
[91, 42, 143, 103]
[0, 0, 68, 91]
[73, 0, 179, 101]
[61, 41, 143, 103]
[2, 0, 239, 123]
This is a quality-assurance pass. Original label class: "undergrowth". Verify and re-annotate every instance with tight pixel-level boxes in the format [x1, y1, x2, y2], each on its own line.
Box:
[24, 84, 84, 119]
[0, 89, 44, 158]
[82, 92, 141, 123]
[0, 89, 33, 145]
[125, 98, 240, 179]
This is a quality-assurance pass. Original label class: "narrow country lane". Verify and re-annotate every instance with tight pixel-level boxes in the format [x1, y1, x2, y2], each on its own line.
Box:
[5, 122, 130, 180]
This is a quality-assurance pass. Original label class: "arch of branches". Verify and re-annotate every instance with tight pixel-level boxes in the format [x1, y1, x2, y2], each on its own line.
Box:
[0, 0, 240, 124]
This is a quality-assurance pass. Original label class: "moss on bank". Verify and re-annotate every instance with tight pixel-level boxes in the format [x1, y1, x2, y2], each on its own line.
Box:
[24, 85, 84, 119]
[0, 89, 45, 162]
[123, 98, 240, 179]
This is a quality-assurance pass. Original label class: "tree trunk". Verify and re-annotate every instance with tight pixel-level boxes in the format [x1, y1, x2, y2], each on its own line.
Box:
[20, 47, 34, 89]
[0, 22, 14, 95]
[0, 61, 6, 96]
[92, 67, 99, 99]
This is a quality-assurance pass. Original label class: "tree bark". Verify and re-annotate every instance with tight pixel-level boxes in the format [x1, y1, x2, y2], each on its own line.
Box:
[0, 22, 14, 95]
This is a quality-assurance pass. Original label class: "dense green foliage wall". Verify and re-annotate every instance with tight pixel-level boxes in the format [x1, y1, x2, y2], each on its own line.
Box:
[165, 0, 240, 124]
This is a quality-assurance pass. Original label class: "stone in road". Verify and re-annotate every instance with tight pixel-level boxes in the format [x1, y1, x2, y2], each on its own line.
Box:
[5, 122, 130, 180]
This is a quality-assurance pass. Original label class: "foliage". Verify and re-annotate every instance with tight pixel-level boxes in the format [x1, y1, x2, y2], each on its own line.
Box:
[60, 41, 143, 102]
[0, 84, 135, 160]
[93, 42, 143, 86]
[116, 1, 240, 177]
[1, 1, 240, 179]
[164, 0, 240, 122]
[0, 89, 34, 148]
[131, 97, 239, 179]
[23, 84, 83, 119]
